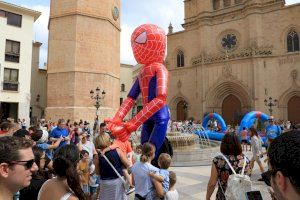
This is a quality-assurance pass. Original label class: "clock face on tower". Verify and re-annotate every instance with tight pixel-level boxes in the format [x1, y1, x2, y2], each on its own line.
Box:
[112, 6, 119, 21]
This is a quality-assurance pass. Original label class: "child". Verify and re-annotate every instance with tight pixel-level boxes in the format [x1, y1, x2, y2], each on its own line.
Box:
[149, 153, 172, 194]
[89, 164, 99, 198]
[78, 150, 90, 195]
[165, 171, 179, 200]
[133, 144, 142, 164]
[241, 127, 248, 151]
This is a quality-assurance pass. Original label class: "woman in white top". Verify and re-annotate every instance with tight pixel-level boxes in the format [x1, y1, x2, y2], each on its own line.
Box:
[38, 145, 87, 200]
[249, 127, 265, 173]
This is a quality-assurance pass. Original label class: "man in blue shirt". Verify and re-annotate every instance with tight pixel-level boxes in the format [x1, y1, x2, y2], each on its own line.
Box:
[50, 119, 69, 147]
[265, 116, 281, 146]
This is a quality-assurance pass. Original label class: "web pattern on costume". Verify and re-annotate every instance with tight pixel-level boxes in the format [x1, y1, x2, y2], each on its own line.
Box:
[131, 24, 166, 65]
[130, 63, 168, 127]
[116, 98, 135, 120]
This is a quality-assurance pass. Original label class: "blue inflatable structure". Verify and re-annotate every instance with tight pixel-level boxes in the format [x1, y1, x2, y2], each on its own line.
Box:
[195, 113, 227, 141]
[194, 111, 270, 144]
[238, 111, 269, 132]
[202, 113, 227, 132]
[238, 111, 270, 145]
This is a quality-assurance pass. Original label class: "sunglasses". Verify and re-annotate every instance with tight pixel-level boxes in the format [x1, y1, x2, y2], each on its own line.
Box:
[10, 159, 35, 170]
[261, 170, 273, 186]
[262, 168, 294, 187]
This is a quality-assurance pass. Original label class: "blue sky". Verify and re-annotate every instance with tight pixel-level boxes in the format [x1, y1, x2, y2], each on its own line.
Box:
[4, 0, 300, 66]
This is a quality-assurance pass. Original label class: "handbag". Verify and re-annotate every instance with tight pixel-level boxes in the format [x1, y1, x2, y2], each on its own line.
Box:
[101, 154, 130, 191]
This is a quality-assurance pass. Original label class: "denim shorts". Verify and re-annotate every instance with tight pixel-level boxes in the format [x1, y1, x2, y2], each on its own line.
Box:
[90, 186, 98, 195]
[82, 185, 90, 194]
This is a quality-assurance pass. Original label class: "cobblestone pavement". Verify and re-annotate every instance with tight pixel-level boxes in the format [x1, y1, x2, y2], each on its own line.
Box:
[129, 150, 272, 200]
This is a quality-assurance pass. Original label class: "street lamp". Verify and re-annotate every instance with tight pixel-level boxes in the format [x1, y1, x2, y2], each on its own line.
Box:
[264, 96, 278, 116]
[90, 87, 105, 121]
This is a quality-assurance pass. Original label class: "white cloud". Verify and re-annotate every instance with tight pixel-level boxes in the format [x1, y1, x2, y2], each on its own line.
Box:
[27, 0, 300, 66]
[24, 4, 49, 68]
[120, 24, 135, 65]
[120, 0, 184, 65]
[286, 0, 300, 5]
[32, 5, 49, 68]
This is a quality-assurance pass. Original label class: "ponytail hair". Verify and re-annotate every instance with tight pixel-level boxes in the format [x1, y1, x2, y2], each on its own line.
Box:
[53, 145, 86, 200]
[140, 142, 155, 163]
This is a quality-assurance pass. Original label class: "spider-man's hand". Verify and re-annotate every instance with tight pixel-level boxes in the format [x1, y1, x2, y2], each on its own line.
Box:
[104, 117, 122, 132]
[111, 122, 137, 142]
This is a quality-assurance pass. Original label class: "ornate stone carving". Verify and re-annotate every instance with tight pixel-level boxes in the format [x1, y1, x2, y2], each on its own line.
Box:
[291, 70, 298, 80]
[191, 45, 273, 66]
[177, 80, 182, 89]
[168, 23, 173, 34]
[222, 63, 233, 78]
[191, 55, 202, 66]
[278, 55, 300, 66]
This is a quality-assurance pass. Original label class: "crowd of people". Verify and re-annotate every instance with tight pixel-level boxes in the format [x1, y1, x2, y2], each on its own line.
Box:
[0, 118, 179, 200]
[1, 116, 299, 200]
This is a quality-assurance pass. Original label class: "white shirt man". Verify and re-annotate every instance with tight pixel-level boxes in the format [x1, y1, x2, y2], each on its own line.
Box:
[78, 132, 97, 163]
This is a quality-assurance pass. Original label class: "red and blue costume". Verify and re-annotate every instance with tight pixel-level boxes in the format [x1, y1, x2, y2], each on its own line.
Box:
[106, 24, 170, 157]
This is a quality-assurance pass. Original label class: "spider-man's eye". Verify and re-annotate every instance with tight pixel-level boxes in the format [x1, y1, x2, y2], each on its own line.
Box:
[135, 31, 147, 44]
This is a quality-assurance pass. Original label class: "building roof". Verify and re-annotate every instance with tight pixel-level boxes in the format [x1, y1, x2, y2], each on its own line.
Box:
[0, 1, 41, 21]
[121, 63, 134, 68]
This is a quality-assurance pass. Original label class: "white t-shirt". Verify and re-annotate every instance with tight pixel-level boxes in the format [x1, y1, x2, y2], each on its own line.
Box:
[82, 141, 95, 161]
[165, 189, 179, 200]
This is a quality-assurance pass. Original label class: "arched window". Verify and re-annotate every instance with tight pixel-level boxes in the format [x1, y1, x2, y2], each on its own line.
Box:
[176, 50, 184, 67]
[287, 30, 300, 52]
[213, 0, 221, 10]
[224, 0, 231, 7]
[121, 83, 125, 92]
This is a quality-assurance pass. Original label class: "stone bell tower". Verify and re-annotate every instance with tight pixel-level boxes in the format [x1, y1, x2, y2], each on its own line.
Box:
[46, 0, 121, 123]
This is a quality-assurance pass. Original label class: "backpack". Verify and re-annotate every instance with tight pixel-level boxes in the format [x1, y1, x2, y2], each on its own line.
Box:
[219, 154, 252, 200]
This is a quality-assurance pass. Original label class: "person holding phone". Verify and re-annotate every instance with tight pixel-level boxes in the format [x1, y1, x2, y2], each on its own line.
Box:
[49, 119, 70, 147]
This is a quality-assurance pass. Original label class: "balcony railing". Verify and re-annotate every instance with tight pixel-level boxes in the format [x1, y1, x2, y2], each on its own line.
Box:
[5, 52, 20, 63]
[3, 81, 19, 91]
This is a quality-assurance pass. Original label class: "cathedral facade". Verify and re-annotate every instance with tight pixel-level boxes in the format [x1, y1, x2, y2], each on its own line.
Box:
[166, 0, 300, 125]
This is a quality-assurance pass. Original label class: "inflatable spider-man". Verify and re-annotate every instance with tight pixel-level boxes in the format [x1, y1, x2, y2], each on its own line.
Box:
[106, 24, 170, 157]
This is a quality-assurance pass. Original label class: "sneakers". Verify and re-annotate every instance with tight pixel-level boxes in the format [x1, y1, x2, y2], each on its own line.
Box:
[126, 186, 135, 195]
